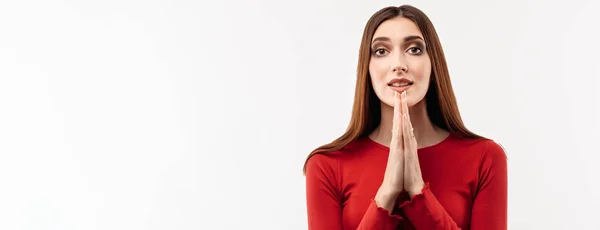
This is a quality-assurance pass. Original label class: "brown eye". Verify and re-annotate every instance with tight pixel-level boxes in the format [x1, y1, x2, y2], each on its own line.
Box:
[373, 48, 388, 57]
[408, 47, 423, 55]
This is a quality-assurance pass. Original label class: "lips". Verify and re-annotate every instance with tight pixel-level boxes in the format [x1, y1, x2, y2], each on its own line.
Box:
[387, 78, 413, 93]
[387, 78, 413, 87]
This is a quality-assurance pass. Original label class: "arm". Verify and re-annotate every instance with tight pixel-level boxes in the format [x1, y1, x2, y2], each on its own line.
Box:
[398, 141, 508, 230]
[469, 141, 508, 229]
[305, 154, 404, 230]
[398, 182, 461, 229]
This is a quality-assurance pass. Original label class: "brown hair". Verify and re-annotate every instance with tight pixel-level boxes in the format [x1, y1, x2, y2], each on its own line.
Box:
[302, 5, 485, 174]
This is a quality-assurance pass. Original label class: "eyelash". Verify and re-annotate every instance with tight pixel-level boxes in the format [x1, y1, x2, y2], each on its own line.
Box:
[372, 46, 424, 57]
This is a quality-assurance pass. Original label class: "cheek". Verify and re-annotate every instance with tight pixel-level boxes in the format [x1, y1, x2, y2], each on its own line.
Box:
[369, 61, 386, 79]
[410, 58, 431, 85]
[369, 61, 392, 102]
[369, 61, 387, 90]
[406, 59, 432, 105]
[410, 60, 427, 78]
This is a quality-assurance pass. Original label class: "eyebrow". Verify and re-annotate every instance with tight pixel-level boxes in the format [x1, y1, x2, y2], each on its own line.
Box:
[371, 35, 424, 44]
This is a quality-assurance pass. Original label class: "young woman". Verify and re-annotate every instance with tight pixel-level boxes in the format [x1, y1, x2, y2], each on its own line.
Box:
[303, 5, 507, 230]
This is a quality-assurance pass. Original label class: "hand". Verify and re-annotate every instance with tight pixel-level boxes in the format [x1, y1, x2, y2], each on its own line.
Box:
[374, 91, 405, 209]
[380, 91, 405, 192]
[400, 91, 426, 197]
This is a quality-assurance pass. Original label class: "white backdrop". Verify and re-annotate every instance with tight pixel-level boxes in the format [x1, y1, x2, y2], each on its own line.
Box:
[1, 0, 599, 229]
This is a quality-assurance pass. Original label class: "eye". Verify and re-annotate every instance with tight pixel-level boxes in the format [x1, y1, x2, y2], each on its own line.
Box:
[407, 46, 423, 55]
[372, 48, 389, 57]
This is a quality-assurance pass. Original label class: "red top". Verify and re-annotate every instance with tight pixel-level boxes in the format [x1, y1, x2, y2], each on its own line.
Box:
[305, 132, 507, 230]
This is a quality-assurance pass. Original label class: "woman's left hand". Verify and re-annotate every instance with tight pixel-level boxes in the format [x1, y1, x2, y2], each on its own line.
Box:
[400, 91, 426, 197]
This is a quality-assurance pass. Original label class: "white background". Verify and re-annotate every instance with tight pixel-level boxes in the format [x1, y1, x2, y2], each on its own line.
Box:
[0, 0, 599, 229]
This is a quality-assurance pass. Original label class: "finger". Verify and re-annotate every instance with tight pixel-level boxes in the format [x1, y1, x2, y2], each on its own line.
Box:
[402, 91, 410, 120]
[401, 92, 414, 155]
[410, 121, 417, 146]
[401, 91, 416, 144]
[392, 91, 402, 146]
[403, 94, 417, 147]
[393, 91, 399, 134]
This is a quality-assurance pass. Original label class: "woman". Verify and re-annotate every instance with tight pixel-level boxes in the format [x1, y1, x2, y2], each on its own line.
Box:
[303, 5, 507, 230]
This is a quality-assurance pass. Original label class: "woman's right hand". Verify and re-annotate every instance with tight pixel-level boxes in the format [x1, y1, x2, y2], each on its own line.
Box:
[374, 91, 405, 210]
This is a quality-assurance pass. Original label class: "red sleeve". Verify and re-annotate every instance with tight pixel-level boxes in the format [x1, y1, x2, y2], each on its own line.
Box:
[305, 154, 404, 230]
[397, 141, 508, 230]
[469, 141, 508, 229]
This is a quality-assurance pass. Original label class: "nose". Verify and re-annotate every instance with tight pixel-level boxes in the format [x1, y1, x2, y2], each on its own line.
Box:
[392, 65, 407, 73]
[391, 54, 408, 73]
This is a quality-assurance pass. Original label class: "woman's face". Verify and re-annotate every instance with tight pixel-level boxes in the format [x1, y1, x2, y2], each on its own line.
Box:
[369, 17, 431, 108]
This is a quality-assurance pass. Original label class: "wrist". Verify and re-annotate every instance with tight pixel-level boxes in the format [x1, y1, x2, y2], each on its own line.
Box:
[407, 189, 421, 197]
[407, 183, 425, 197]
[374, 185, 401, 211]
[378, 183, 402, 196]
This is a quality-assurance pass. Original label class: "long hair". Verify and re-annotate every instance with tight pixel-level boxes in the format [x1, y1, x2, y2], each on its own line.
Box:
[302, 5, 484, 174]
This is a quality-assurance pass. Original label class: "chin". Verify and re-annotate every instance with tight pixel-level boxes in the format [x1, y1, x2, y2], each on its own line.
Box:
[377, 88, 423, 108]
[381, 95, 410, 108]
[383, 94, 421, 109]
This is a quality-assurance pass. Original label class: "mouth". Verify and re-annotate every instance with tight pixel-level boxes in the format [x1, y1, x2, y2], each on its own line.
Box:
[387, 78, 413, 93]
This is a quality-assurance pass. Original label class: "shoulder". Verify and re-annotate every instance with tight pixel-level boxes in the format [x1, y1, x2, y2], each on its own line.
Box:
[462, 137, 507, 171]
[304, 145, 346, 177]
[449, 135, 508, 177]
[444, 134, 508, 168]
[304, 137, 369, 176]
[305, 152, 340, 172]
[449, 134, 506, 157]
[304, 151, 345, 185]
[477, 138, 507, 162]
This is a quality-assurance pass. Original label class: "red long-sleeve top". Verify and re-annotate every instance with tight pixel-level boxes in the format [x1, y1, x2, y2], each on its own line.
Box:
[305, 132, 507, 230]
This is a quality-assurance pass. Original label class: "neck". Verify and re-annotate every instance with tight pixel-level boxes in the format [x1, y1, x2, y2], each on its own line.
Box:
[369, 99, 449, 149]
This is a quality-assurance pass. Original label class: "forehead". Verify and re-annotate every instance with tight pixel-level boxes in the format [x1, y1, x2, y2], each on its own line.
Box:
[372, 17, 423, 41]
